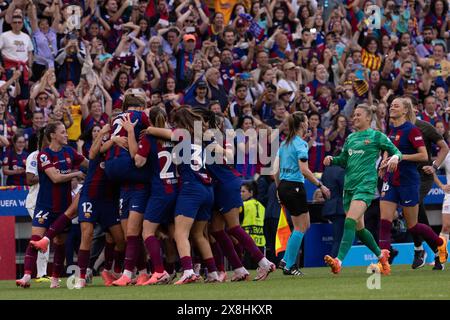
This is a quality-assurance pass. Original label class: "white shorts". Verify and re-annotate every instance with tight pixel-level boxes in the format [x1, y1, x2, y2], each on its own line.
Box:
[442, 194, 450, 214]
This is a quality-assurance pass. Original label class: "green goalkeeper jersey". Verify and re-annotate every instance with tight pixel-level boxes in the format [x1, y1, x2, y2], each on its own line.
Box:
[332, 128, 402, 192]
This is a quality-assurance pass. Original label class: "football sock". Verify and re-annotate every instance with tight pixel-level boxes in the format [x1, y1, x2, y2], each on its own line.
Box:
[227, 226, 264, 263]
[212, 230, 243, 269]
[284, 230, 304, 269]
[144, 236, 164, 273]
[77, 249, 90, 279]
[103, 242, 115, 271]
[45, 214, 71, 241]
[337, 218, 357, 261]
[203, 257, 217, 273]
[408, 223, 443, 252]
[52, 243, 66, 278]
[379, 219, 392, 250]
[113, 249, 125, 274]
[356, 228, 381, 257]
[24, 235, 41, 274]
[210, 240, 225, 272]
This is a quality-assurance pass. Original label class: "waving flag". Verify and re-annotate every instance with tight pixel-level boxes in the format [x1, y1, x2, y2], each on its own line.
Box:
[275, 206, 291, 256]
[182, 72, 206, 105]
[239, 13, 265, 42]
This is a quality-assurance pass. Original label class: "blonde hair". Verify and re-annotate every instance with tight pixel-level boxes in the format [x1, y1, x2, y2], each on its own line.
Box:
[355, 103, 376, 121]
[400, 96, 417, 124]
[393, 97, 416, 124]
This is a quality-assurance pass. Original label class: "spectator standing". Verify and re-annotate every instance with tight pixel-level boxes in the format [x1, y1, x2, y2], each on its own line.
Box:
[0, 14, 33, 99]
[2, 133, 28, 185]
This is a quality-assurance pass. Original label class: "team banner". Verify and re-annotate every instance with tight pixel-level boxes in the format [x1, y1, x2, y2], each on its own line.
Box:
[423, 175, 446, 205]
[0, 186, 29, 217]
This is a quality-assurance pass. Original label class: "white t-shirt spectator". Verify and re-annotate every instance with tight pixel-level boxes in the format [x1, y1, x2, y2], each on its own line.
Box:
[25, 150, 39, 215]
[277, 78, 297, 102]
[0, 31, 33, 62]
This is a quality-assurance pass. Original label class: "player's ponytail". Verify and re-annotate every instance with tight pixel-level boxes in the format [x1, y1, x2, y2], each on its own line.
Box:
[44, 121, 64, 141]
[173, 107, 203, 135]
[285, 111, 307, 145]
[192, 107, 218, 130]
[148, 106, 167, 129]
[401, 98, 416, 124]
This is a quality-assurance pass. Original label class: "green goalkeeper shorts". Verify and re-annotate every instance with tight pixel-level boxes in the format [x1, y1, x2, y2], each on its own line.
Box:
[343, 189, 374, 213]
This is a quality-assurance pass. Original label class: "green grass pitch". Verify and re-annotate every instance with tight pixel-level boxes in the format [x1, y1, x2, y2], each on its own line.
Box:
[1, 264, 449, 300]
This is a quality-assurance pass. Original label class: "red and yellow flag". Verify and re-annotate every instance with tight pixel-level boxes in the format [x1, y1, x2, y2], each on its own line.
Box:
[275, 206, 291, 256]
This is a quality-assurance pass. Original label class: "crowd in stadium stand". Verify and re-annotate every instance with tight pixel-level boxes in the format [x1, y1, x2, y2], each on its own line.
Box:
[1, 0, 449, 268]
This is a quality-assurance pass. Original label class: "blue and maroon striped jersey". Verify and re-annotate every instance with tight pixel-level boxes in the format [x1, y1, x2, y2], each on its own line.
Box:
[137, 135, 178, 195]
[386, 121, 425, 186]
[175, 138, 212, 185]
[106, 110, 150, 160]
[83, 113, 109, 132]
[205, 140, 241, 183]
[307, 128, 326, 173]
[37, 146, 85, 213]
[2, 147, 28, 186]
[80, 155, 116, 201]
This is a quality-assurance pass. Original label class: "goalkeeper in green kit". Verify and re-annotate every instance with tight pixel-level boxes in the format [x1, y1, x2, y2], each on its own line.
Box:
[323, 104, 403, 275]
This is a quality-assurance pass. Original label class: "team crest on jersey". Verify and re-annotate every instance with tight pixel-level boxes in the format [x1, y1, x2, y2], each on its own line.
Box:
[38, 217, 45, 224]
[84, 212, 91, 219]
[66, 157, 72, 165]
[40, 154, 50, 166]
[395, 135, 400, 141]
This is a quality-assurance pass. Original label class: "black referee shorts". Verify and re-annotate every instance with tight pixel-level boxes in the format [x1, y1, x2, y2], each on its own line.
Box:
[278, 180, 308, 216]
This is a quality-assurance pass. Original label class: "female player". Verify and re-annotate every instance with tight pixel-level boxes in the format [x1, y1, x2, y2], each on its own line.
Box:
[146, 107, 219, 284]
[107, 88, 152, 286]
[16, 121, 88, 288]
[74, 124, 125, 288]
[378, 98, 447, 270]
[126, 106, 179, 285]
[434, 151, 450, 270]
[274, 111, 331, 276]
[198, 109, 276, 281]
[200, 110, 250, 282]
[323, 104, 401, 275]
